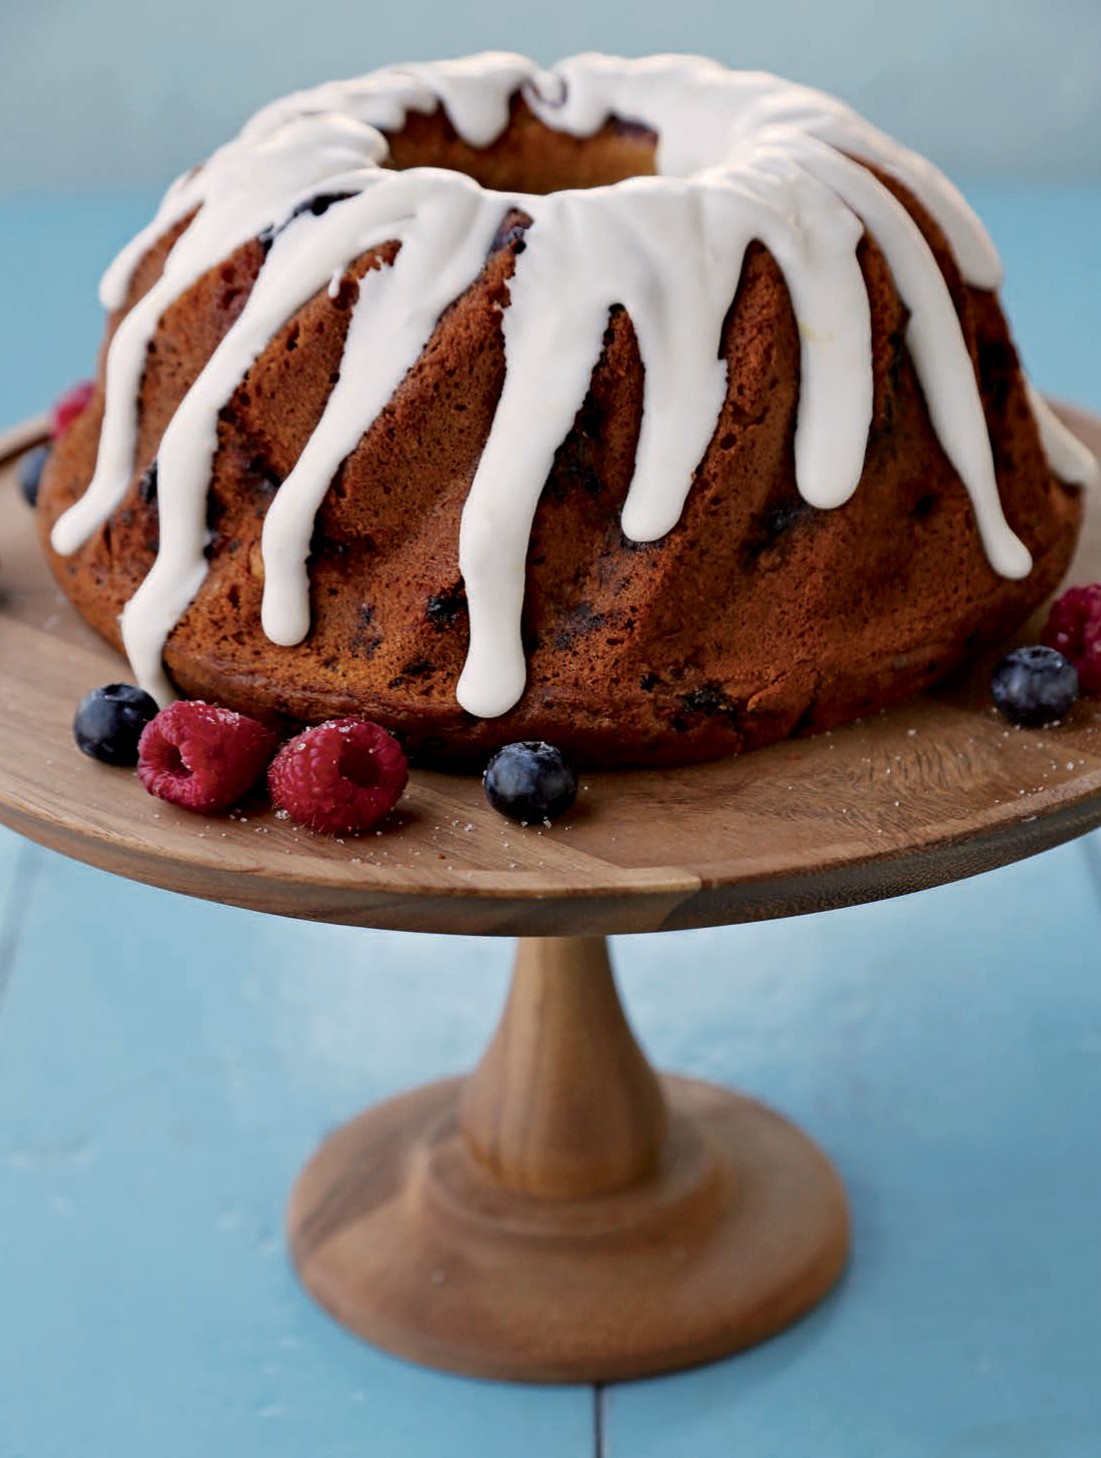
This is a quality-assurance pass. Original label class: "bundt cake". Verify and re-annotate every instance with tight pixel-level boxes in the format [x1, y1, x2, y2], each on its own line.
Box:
[38, 52, 1098, 767]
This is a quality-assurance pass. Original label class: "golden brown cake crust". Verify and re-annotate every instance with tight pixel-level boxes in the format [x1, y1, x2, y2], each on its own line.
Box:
[38, 103, 1082, 768]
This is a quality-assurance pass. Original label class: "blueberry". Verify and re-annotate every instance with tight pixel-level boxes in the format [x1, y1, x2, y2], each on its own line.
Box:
[483, 741, 577, 824]
[73, 683, 160, 766]
[18, 444, 50, 508]
[991, 645, 1079, 727]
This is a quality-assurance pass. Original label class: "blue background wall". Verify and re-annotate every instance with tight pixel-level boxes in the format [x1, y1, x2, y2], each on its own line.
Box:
[2, 0, 1100, 188]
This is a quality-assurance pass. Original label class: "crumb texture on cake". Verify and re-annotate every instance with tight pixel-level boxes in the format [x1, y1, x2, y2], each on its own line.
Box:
[38, 53, 1095, 766]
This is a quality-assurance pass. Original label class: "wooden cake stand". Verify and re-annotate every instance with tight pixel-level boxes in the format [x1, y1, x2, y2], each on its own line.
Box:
[1, 406, 1100, 1384]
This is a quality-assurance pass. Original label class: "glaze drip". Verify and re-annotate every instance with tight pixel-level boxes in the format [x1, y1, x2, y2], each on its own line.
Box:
[52, 51, 1100, 717]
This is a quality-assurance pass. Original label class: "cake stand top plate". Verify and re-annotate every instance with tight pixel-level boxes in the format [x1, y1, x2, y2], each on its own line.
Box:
[1, 407, 1100, 938]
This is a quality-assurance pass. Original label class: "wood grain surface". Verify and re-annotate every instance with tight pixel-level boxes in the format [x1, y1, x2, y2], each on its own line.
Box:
[458, 936, 669, 1198]
[1, 407, 1099, 937]
[289, 1071, 851, 1383]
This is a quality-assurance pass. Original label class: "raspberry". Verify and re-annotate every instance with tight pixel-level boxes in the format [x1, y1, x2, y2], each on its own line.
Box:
[268, 718, 408, 834]
[1042, 584, 1101, 694]
[51, 380, 96, 438]
[137, 701, 278, 813]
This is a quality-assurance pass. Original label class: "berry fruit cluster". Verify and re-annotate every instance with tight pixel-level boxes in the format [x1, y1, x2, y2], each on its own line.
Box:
[72, 692, 577, 834]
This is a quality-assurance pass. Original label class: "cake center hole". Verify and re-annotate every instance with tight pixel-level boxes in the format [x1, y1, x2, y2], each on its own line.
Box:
[385, 101, 658, 194]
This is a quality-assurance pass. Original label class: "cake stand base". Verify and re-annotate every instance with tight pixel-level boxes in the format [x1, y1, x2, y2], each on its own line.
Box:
[287, 937, 849, 1382]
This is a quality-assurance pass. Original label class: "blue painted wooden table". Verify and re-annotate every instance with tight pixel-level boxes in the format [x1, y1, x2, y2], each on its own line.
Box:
[0, 189, 1099, 1457]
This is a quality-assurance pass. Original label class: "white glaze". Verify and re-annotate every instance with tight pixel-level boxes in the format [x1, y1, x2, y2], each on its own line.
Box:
[52, 52, 1099, 718]
[1026, 382, 1100, 489]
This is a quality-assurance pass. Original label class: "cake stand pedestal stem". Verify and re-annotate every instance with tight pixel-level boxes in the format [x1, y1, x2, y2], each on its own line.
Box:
[460, 935, 667, 1199]
[287, 931, 851, 1382]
